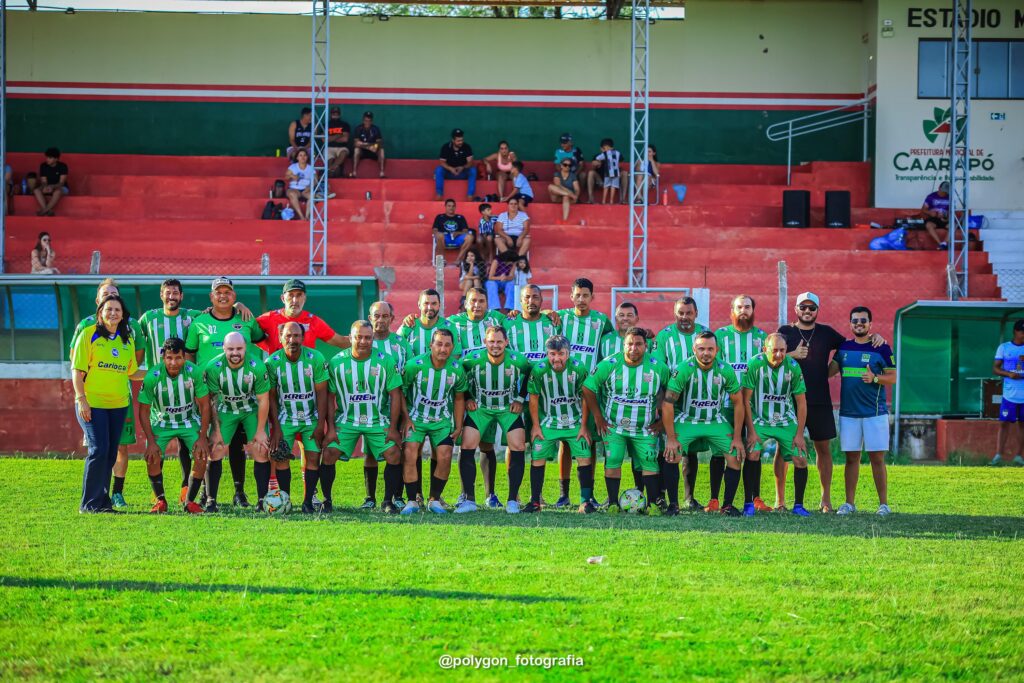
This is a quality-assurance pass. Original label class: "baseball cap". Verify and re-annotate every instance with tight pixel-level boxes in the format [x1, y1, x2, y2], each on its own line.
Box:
[329, 106, 340, 114]
[795, 291, 820, 307]
[211, 276, 234, 291]
[451, 128, 464, 138]
[939, 181, 950, 192]
[362, 110, 374, 119]
[283, 278, 306, 293]
[560, 133, 573, 143]
[1014, 319, 1024, 332]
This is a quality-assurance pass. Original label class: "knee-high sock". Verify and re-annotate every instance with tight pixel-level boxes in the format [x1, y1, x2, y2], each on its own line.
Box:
[577, 463, 594, 503]
[113, 476, 125, 495]
[276, 465, 292, 495]
[364, 464, 379, 500]
[186, 474, 202, 503]
[684, 454, 699, 501]
[149, 473, 165, 501]
[429, 474, 447, 501]
[383, 463, 402, 503]
[254, 461, 271, 502]
[709, 455, 725, 499]
[507, 450, 525, 501]
[661, 459, 680, 505]
[430, 456, 437, 480]
[631, 465, 644, 491]
[405, 475, 423, 502]
[303, 469, 318, 506]
[529, 465, 545, 503]
[319, 463, 337, 502]
[643, 474, 660, 506]
[459, 448, 477, 501]
[484, 449, 497, 495]
[794, 466, 808, 506]
[228, 431, 246, 494]
[605, 476, 621, 508]
[743, 459, 761, 504]
[723, 467, 741, 508]
[205, 460, 223, 502]
[178, 441, 192, 488]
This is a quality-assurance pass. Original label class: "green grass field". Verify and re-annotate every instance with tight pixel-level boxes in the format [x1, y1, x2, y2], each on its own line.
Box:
[2, 457, 1023, 681]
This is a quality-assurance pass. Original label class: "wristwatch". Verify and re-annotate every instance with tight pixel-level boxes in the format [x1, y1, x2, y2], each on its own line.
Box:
[872, 376, 879, 384]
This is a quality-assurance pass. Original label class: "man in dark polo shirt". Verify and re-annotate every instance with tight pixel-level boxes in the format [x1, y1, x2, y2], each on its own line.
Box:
[777, 291, 885, 513]
[28, 147, 69, 217]
[434, 128, 477, 202]
[351, 111, 386, 178]
[431, 198, 475, 265]
[326, 107, 351, 178]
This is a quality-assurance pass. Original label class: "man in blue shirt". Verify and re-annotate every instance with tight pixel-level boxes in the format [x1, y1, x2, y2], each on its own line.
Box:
[991, 319, 1024, 466]
[829, 306, 896, 516]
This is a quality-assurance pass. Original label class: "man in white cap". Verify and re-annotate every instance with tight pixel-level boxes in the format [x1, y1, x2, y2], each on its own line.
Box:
[777, 292, 884, 512]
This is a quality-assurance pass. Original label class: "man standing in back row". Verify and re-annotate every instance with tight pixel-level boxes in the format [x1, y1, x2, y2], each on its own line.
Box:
[991, 319, 1024, 466]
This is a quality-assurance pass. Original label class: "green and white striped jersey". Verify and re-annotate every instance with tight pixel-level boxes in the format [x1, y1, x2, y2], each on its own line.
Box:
[583, 353, 669, 436]
[462, 349, 532, 411]
[372, 333, 411, 374]
[447, 310, 506, 358]
[667, 358, 741, 424]
[558, 308, 613, 373]
[527, 360, 588, 430]
[742, 353, 806, 427]
[399, 317, 462, 360]
[138, 308, 203, 368]
[186, 312, 266, 369]
[266, 347, 329, 428]
[715, 325, 767, 408]
[203, 354, 271, 416]
[138, 361, 208, 430]
[652, 322, 708, 375]
[504, 315, 557, 366]
[402, 353, 469, 424]
[599, 331, 625, 361]
[327, 350, 402, 428]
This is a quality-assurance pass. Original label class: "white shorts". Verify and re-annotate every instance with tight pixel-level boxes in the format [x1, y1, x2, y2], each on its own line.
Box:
[603, 176, 621, 189]
[839, 415, 890, 453]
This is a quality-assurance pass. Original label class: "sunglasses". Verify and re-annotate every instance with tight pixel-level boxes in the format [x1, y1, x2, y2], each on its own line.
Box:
[851, 317, 870, 324]
[561, 162, 571, 167]
[798, 304, 817, 311]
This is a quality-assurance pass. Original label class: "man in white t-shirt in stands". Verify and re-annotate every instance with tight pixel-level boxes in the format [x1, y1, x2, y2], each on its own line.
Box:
[494, 197, 531, 256]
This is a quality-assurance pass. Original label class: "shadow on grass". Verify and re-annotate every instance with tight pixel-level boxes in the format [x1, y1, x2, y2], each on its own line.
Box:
[0, 575, 576, 603]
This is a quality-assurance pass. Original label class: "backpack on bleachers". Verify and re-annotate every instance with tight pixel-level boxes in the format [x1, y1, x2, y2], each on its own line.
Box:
[262, 201, 284, 220]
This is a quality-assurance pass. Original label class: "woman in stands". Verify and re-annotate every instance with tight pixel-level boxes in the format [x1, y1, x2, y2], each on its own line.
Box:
[30, 231, 59, 274]
[482, 141, 518, 200]
[547, 159, 580, 224]
[285, 149, 315, 221]
[459, 249, 485, 295]
[486, 250, 518, 313]
[646, 145, 661, 203]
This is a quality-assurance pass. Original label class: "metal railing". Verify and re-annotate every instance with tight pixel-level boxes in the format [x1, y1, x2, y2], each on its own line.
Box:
[766, 98, 872, 185]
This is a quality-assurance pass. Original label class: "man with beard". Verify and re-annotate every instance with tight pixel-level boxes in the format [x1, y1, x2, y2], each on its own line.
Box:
[504, 285, 558, 368]
[400, 289, 461, 359]
[777, 292, 885, 512]
[653, 296, 708, 511]
[712, 295, 768, 513]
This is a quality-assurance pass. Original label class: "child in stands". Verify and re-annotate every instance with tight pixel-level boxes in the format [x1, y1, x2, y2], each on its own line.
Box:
[477, 203, 497, 263]
[460, 249, 485, 295]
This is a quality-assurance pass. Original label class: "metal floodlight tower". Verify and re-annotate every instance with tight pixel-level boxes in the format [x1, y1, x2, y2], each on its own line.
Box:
[627, 0, 651, 289]
[309, 0, 330, 276]
[948, 0, 971, 299]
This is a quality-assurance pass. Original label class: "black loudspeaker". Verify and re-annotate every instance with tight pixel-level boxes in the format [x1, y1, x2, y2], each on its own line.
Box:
[825, 190, 851, 228]
[782, 190, 810, 227]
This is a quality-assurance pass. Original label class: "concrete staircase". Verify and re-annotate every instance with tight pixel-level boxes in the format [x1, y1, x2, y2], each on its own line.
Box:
[979, 210, 1024, 302]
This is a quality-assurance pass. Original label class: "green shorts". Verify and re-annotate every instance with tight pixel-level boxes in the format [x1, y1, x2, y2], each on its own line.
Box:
[674, 420, 737, 457]
[327, 423, 396, 462]
[216, 411, 260, 445]
[602, 431, 659, 473]
[151, 425, 200, 456]
[752, 423, 805, 462]
[465, 407, 525, 440]
[280, 422, 320, 454]
[532, 425, 591, 461]
[120, 397, 136, 446]
[405, 419, 455, 448]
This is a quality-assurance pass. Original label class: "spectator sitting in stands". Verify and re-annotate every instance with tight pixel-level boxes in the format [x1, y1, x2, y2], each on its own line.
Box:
[351, 111, 386, 178]
[547, 158, 581, 224]
[494, 197, 531, 256]
[31, 231, 59, 274]
[28, 147, 69, 217]
[285, 149, 315, 221]
[432, 198, 476, 265]
[512, 255, 531, 306]
[434, 128, 478, 202]
[646, 145, 661, 202]
[477, 202, 497, 263]
[459, 249, 485, 294]
[553, 133, 584, 177]
[326, 106, 351, 178]
[917, 181, 950, 250]
[4, 163, 12, 215]
[486, 250, 518, 313]
[500, 161, 534, 208]
[587, 138, 622, 205]
[286, 107, 313, 161]
[483, 141, 517, 199]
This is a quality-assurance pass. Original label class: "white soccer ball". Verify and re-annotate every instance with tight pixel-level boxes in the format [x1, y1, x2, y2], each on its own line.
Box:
[264, 489, 292, 515]
[618, 488, 647, 513]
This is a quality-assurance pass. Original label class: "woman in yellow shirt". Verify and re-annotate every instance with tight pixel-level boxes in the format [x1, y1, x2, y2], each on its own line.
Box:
[72, 295, 144, 512]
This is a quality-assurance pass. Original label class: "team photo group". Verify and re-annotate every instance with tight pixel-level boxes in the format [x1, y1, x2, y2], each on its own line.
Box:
[71, 274, 896, 519]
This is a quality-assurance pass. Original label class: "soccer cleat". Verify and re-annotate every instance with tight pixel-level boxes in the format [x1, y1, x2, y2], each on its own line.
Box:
[836, 503, 857, 515]
[301, 502, 317, 514]
[437, 496, 450, 509]
[111, 493, 128, 510]
[752, 497, 773, 512]
[1013, 456, 1024, 467]
[704, 498, 720, 513]
[663, 504, 680, 517]
[654, 496, 669, 513]
[320, 500, 334, 514]
[150, 499, 168, 514]
[485, 493, 503, 509]
[791, 504, 811, 517]
[554, 494, 572, 509]
[990, 454, 1003, 466]
[683, 498, 704, 512]
[578, 501, 598, 514]
[392, 496, 406, 509]
[359, 497, 377, 510]
[179, 486, 188, 504]
[522, 501, 542, 513]
[427, 500, 448, 514]
[454, 500, 478, 514]
[455, 492, 467, 506]
[233, 491, 251, 508]
[183, 501, 204, 515]
[721, 504, 742, 517]
[204, 500, 219, 513]
[311, 494, 323, 510]
[742, 502, 756, 517]
[876, 504, 892, 516]
[506, 500, 521, 514]
[381, 501, 400, 515]
[400, 501, 421, 516]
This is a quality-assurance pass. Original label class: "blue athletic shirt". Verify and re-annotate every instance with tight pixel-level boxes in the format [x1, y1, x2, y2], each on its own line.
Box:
[834, 340, 895, 418]
[995, 341, 1024, 403]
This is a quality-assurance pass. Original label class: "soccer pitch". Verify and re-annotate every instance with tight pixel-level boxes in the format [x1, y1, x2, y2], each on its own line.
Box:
[2, 458, 1022, 681]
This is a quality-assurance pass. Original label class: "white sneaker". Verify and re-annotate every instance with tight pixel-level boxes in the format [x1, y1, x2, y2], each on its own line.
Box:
[836, 503, 857, 515]
[876, 504, 891, 516]
[400, 500, 421, 516]
[990, 454, 1003, 466]
[455, 492, 467, 505]
[427, 500, 447, 514]
[1013, 456, 1024, 467]
[454, 500, 478, 514]
[506, 500, 521, 514]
